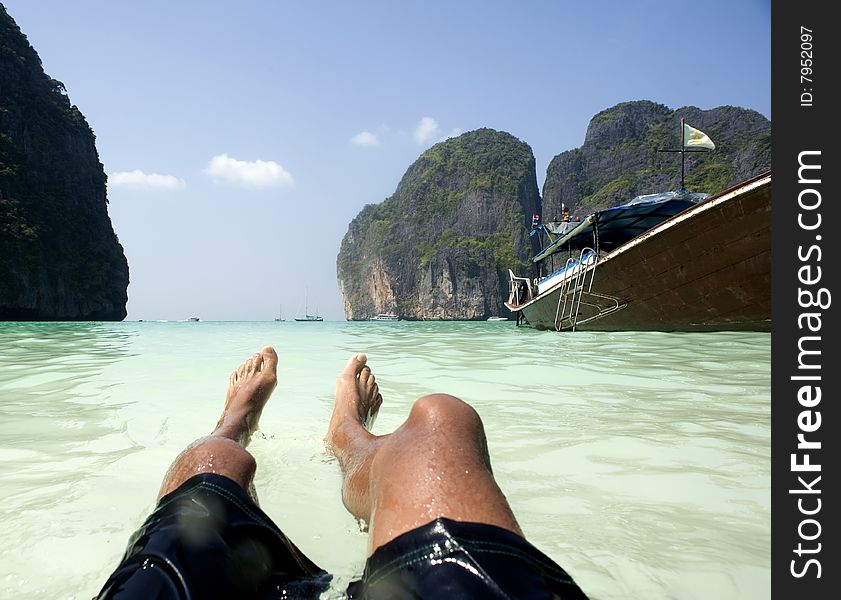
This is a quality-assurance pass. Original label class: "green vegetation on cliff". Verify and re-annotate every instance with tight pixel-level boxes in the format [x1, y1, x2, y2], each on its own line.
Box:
[0, 4, 128, 319]
[337, 129, 538, 320]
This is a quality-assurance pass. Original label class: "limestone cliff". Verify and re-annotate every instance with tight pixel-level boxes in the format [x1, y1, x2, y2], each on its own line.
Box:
[542, 100, 771, 218]
[0, 4, 129, 320]
[337, 129, 539, 320]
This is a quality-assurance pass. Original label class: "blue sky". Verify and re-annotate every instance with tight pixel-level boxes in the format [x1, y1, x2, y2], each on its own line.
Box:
[4, 0, 771, 321]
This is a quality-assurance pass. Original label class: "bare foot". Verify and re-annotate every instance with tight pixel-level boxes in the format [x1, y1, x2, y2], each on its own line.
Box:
[214, 346, 278, 446]
[326, 353, 384, 520]
[326, 353, 382, 451]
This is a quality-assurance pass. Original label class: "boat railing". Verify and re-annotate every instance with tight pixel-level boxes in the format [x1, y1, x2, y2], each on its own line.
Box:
[553, 248, 597, 331]
[536, 249, 597, 295]
[507, 269, 533, 306]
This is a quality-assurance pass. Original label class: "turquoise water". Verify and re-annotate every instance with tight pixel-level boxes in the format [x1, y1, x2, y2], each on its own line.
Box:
[0, 321, 771, 599]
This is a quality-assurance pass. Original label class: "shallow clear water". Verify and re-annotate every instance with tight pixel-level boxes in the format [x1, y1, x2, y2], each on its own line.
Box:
[0, 321, 770, 599]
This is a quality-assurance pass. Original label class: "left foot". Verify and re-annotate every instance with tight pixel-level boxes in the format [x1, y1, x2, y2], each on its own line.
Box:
[214, 346, 278, 445]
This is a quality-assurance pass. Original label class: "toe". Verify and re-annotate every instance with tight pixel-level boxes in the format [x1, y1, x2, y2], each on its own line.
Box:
[261, 346, 278, 374]
[367, 388, 383, 426]
[245, 354, 260, 375]
[251, 352, 264, 373]
[364, 371, 377, 395]
[340, 353, 367, 382]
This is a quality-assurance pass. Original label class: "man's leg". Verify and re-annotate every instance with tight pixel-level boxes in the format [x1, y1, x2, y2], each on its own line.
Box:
[98, 346, 329, 599]
[326, 353, 522, 554]
[157, 346, 277, 501]
[326, 353, 589, 599]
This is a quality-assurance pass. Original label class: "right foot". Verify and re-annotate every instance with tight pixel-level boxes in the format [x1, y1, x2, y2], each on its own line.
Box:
[326, 353, 384, 521]
[326, 353, 383, 454]
[214, 346, 278, 445]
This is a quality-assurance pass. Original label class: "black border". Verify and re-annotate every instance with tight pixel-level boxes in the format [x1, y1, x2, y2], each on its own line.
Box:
[771, 1, 838, 597]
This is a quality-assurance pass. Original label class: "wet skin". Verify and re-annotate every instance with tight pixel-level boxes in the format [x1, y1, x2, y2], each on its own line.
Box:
[325, 353, 522, 554]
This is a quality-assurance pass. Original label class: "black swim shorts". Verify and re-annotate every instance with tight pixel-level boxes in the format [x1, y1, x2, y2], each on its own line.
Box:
[97, 473, 588, 599]
[95, 473, 331, 599]
[347, 517, 589, 599]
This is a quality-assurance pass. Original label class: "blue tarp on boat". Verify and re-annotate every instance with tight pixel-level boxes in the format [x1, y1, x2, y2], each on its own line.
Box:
[532, 191, 707, 262]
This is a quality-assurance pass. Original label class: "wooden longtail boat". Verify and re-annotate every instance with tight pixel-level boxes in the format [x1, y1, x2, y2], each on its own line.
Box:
[505, 171, 771, 332]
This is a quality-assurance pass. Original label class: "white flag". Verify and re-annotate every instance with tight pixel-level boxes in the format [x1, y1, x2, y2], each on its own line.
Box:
[683, 123, 715, 150]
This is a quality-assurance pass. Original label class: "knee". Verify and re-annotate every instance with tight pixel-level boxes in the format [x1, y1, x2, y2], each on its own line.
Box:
[160, 437, 257, 500]
[408, 394, 483, 431]
[188, 437, 257, 481]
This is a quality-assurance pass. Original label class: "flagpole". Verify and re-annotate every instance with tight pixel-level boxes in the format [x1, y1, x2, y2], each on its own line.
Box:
[657, 119, 712, 193]
[680, 117, 685, 191]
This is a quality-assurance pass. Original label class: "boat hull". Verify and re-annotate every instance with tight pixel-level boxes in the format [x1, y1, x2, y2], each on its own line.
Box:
[509, 173, 771, 332]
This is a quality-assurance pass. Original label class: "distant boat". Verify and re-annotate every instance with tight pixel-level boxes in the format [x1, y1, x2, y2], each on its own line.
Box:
[371, 313, 399, 321]
[274, 304, 285, 322]
[295, 314, 323, 322]
[188, 317, 200, 322]
[295, 290, 323, 322]
[487, 316, 509, 322]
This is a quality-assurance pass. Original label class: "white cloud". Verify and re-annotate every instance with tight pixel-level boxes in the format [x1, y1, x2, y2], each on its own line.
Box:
[351, 131, 380, 147]
[413, 116, 441, 145]
[108, 170, 186, 189]
[203, 154, 294, 188]
[412, 118, 463, 145]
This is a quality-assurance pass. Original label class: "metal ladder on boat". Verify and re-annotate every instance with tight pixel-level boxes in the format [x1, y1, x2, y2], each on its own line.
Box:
[553, 248, 597, 332]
